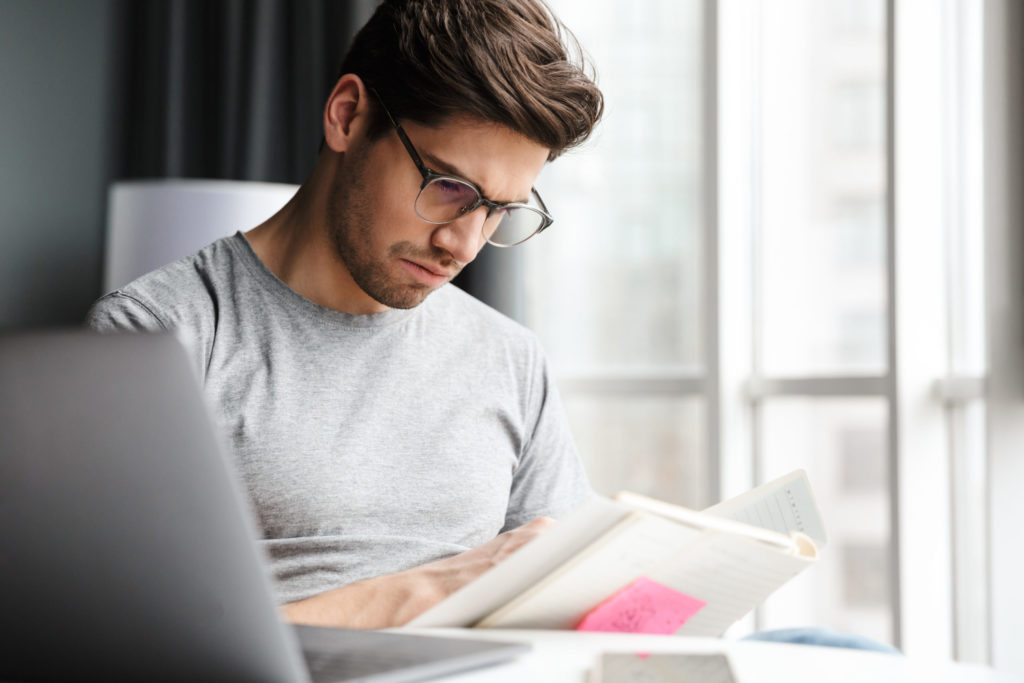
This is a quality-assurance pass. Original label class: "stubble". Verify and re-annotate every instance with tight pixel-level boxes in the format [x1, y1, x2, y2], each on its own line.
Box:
[325, 150, 456, 310]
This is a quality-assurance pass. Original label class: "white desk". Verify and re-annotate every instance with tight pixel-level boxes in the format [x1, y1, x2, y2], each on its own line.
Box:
[407, 629, 1020, 683]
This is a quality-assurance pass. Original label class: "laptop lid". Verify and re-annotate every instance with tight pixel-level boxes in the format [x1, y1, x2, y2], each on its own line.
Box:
[0, 330, 315, 682]
[0, 329, 528, 683]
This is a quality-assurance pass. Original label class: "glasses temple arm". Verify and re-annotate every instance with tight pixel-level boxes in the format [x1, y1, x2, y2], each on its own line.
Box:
[370, 87, 432, 181]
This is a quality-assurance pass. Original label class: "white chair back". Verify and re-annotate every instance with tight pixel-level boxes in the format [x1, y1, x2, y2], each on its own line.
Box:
[104, 179, 298, 292]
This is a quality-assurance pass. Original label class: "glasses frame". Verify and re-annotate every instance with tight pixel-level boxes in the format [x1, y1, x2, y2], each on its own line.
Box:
[370, 90, 554, 248]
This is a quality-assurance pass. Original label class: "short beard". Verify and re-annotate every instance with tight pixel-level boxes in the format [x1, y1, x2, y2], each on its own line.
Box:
[325, 150, 459, 310]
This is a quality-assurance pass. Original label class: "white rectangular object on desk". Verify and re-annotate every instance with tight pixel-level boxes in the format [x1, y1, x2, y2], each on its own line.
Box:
[591, 653, 737, 683]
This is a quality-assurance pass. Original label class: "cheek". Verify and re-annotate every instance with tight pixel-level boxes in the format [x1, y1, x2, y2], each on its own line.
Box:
[369, 143, 420, 207]
[383, 192, 414, 226]
[364, 181, 422, 238]
[382, 193, 435, 246]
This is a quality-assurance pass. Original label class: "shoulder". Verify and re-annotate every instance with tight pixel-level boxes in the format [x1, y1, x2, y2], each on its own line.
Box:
[86, 234, 242, 334]
[85, 235, 248, 378]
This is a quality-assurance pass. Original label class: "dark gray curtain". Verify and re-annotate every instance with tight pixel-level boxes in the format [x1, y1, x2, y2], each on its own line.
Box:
[112, 0, 377, 184]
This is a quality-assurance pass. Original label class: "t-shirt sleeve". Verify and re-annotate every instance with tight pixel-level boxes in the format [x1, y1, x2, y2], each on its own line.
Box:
[85, 291, 210, 381]
[85, 292, 169, 334]
[502, 351, 595, 531]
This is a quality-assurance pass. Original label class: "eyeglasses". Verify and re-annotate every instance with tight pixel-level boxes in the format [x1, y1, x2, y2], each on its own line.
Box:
[371, 91, 554, 248]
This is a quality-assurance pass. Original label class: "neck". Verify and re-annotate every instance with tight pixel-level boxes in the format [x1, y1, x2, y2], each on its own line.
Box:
[244, 155, 389, 315]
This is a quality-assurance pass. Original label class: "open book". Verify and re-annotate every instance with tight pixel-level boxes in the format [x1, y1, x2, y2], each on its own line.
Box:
[409, 470, 826, 636]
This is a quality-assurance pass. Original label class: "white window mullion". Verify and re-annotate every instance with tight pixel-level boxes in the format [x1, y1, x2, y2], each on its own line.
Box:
[948, 399, 990, 663]
[557, 373, 703, 395]
[702, 0, 723, 512]
[715, 0, 758, 509]
[746, 376, 889, 398]
[716, 0, 760, 637]
[945, 0, 989, 662]
[891, 0, 955, 658]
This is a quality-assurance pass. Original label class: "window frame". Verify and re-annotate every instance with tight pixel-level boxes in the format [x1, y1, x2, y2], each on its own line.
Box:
[534, 0, 1000, 664]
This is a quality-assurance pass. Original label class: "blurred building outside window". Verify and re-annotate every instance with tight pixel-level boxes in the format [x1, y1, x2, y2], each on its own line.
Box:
[531, 0, 987, 664]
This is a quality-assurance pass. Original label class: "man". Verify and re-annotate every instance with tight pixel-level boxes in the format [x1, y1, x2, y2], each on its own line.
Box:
[87, 0, 603, 629]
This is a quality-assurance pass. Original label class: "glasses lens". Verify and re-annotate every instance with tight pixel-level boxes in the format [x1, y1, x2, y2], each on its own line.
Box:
[486, 206, 544, 246]
[416, 177, 479, 223]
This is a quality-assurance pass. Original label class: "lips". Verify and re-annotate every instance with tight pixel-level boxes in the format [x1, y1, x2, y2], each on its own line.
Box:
[398, 258, 454, 287]
[411, 260, 453, 278]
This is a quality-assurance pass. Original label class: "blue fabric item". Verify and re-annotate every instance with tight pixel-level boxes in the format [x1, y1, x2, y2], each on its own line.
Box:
[743, 627, 901, 654]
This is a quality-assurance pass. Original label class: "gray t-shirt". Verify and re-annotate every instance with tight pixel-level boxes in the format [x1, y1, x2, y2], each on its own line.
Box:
[86, 232, 592, 603]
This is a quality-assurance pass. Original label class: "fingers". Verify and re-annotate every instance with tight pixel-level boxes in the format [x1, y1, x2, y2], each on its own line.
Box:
[519, 516, 557, 531]
[504, 516, 555, 543]
[490, 516, 557, 557]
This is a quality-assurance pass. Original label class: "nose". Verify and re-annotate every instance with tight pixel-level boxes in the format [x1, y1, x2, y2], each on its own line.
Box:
[431, 206, 489, 265]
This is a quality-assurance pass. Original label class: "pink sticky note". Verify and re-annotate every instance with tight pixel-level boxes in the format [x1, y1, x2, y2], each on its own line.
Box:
[576, 576, 706, 635]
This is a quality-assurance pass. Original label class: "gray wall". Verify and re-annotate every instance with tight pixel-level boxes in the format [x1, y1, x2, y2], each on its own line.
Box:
[0, 1, 115, 328]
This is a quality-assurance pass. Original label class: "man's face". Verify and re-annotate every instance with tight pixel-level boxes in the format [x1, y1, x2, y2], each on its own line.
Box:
[326, 115, 550, 311]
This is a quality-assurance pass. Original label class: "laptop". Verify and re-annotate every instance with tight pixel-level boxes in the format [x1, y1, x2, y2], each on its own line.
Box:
[0, 330, 528, 682]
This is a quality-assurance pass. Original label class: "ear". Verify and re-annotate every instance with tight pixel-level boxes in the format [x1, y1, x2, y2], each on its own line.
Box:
[323, 74, 371, 153]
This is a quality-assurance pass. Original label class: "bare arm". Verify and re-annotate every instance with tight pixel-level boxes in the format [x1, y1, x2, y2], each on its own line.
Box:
[280, 517, 555, 629]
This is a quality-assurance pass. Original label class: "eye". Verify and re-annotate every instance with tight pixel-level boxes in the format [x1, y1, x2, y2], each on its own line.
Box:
[436, 179, 466, 195]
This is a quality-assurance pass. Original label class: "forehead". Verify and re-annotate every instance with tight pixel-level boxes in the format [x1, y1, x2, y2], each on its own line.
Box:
[397, 115, 551, 203]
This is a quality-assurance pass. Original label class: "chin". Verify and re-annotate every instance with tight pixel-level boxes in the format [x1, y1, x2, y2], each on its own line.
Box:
[370, 283, 440, 310]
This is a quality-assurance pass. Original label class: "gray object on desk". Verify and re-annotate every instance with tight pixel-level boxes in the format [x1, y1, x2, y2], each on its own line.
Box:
[0, 330, 527, 682]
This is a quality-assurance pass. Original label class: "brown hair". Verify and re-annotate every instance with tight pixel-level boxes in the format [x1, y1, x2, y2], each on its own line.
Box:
[338, 0, 603, 160]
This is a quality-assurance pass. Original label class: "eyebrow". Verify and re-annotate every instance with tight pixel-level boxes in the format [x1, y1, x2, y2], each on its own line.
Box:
[419, 150, 530, 205]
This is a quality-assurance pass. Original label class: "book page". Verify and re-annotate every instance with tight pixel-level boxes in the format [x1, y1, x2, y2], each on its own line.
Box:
[478, 512, 708, 629]
[703, 469, 828, 547]
[592, 653, 737, 683]
[649, 531, 813, 636]
[408, 496, 631, 627]
[411, 474, 823, 631]
[482, 522, 814, 635]
[612, 492, 798, 551]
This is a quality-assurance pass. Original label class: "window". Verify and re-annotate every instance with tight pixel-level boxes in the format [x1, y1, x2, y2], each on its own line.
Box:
[534, 0, 992, 663]
[526, 0, 709, 509]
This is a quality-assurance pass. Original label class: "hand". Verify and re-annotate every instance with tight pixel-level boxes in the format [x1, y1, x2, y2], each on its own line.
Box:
[413, 517, 556, 602]
[281, 517, 556, 629]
